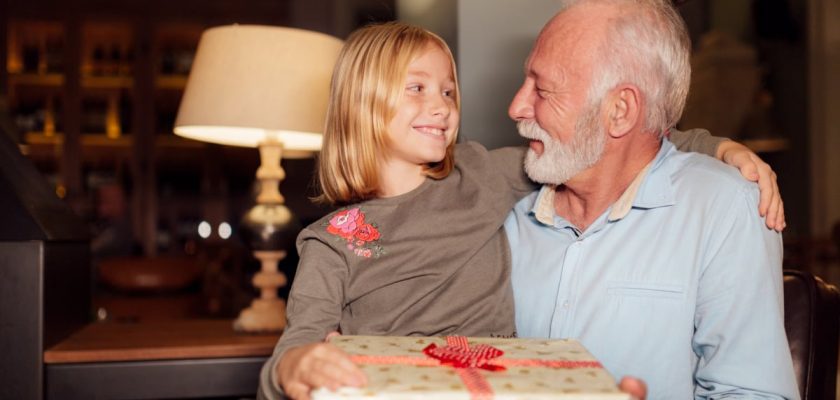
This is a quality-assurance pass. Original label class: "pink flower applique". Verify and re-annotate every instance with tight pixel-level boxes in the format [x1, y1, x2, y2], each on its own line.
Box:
[325, 207, 385, 259]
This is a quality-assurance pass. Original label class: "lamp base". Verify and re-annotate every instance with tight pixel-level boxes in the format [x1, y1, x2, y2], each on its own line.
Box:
[233, 250, 288, 333]
[233, 297, 287, 333]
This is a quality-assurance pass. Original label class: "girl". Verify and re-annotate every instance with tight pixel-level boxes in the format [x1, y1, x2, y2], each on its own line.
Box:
[258, 22, 782, 400]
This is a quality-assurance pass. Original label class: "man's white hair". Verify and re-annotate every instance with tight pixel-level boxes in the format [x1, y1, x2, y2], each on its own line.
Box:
[560, 0, 691, 137]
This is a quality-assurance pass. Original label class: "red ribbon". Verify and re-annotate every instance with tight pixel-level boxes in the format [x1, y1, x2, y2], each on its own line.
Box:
[348, 336, 602, 400]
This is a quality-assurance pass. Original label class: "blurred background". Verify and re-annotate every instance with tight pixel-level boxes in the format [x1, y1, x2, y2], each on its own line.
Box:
[1, 0, 838, 322]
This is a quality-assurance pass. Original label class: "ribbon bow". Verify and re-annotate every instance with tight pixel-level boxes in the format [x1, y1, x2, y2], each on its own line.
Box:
[423, 336, 506, 371]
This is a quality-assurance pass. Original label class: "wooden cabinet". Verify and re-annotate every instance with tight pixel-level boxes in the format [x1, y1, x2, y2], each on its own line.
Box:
[5, 18, 211, 256]
[8, 21, 208, 164]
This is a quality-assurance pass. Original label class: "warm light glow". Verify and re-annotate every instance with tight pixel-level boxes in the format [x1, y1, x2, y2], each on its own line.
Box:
[96, 307, 108, 321]
[174, 126, 322, 150]
[198, 221, 212, 238]
[218, 222, 232, 239]
[173, 25, 343, 151]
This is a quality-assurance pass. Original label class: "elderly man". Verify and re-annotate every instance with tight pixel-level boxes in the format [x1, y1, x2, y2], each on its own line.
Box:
[504, 0, 798, 399]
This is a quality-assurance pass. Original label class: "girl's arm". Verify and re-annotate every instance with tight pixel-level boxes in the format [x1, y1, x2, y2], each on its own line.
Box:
[669, 128, 722, 157]
[671, 128, 785, 231]
[259, 235, 364, 399]
[489, 145, 536, 199]
[460, 142, 534, 203]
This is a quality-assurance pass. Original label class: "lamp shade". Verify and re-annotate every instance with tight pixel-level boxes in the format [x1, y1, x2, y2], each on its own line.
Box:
[174, 25, 343, 153]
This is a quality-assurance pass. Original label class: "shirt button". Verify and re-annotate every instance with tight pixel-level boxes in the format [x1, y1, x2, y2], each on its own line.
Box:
[563, 301, 570, 308]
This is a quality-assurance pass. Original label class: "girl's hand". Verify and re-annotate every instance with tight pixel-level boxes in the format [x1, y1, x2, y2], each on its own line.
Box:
[717, 141, 785, 231]
[277, 342, 367, 400]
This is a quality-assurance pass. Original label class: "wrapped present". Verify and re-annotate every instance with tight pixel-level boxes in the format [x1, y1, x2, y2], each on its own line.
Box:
[311, 335, 630, 400]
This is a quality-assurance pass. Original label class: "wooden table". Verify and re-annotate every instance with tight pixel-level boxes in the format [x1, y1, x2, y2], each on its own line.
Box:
[44, 319, 281, 400]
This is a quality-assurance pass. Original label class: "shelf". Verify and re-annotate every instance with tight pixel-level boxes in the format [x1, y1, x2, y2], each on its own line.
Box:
[10, 72, 187, 90]
[8, 72, 64, 87]
[23, 131, 204, 149]
[156, 74, 189, 90]
[25, 132, 129, 147]
[21, 132, 212, 169]
[82, 75, 134, 89]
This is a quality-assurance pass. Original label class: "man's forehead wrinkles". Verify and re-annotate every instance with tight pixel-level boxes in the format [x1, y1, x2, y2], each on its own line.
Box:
[529, 48, 568, 88]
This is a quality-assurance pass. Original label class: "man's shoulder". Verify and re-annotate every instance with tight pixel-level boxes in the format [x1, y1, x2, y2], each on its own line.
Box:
[664, 149, 759, 209]
[668, 149, 755, 192]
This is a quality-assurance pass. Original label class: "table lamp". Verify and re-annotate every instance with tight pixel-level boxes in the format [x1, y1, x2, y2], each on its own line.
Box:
[174, 25, 342, 332]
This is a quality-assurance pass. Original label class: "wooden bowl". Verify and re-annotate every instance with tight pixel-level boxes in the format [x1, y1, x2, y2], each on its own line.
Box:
[98, 256, 203, 292]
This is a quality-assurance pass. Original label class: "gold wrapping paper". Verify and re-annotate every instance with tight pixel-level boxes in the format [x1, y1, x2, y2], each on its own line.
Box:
[311, 335, 630, 400]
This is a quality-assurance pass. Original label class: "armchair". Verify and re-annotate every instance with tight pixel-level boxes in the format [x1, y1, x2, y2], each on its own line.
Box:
[783, 269, 840, 400]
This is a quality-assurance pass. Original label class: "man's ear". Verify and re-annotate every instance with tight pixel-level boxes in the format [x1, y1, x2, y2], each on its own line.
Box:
[606, 85, 641, 139]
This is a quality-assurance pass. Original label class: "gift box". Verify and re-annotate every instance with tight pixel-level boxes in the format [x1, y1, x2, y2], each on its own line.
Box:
[311, 335, 630, 400]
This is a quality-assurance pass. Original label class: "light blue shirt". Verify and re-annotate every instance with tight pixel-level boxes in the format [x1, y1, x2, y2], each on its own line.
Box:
[505, 140, 799, 399]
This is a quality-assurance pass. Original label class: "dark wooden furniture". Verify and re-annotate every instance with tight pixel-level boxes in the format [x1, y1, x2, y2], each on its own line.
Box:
[783, 269, 840, 400]
[0, 126, 90, 400]
[44, 319, 280, 399]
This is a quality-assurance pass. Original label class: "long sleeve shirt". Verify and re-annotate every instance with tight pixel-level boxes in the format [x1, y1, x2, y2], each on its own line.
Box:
[506, 139, 798, 399]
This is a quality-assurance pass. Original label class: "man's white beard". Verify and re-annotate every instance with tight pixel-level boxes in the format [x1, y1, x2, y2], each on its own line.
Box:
[518, 105, 606, 185]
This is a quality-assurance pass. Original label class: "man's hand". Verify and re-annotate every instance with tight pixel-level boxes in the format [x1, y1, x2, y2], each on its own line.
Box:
[717, 141, 785, 231]
[619, 376, 647, 400]
[276, 342, 367, 400]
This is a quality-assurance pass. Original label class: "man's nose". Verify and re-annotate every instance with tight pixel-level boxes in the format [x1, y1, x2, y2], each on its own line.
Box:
[509, 83, 535, 121]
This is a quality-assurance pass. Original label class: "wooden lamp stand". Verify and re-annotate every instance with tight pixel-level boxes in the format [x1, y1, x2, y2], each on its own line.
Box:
[233, 138, 298, 333]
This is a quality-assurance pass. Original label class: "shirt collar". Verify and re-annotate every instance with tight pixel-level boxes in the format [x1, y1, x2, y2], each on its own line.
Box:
[530, 139, 677, 226]
[533, 184, 557, 226]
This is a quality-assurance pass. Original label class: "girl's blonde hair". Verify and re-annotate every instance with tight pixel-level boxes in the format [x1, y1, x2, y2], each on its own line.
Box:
[316, 22, 460, 205]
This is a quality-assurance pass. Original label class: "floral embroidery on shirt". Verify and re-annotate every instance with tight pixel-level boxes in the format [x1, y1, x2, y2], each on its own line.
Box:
[325, 207, 385, 258]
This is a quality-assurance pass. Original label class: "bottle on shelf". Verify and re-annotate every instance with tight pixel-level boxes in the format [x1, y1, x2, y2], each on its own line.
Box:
[44, 96, 56, 137]
[108, 44, 122, 76]
[106, 94, 121, 139]
[92, 45, 107, 76]
[45, 37, 64, 73]
[21, 42, 40, 73]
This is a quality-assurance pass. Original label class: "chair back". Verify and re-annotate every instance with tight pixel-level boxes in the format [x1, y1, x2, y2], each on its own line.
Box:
[784, 269, 840, 400]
